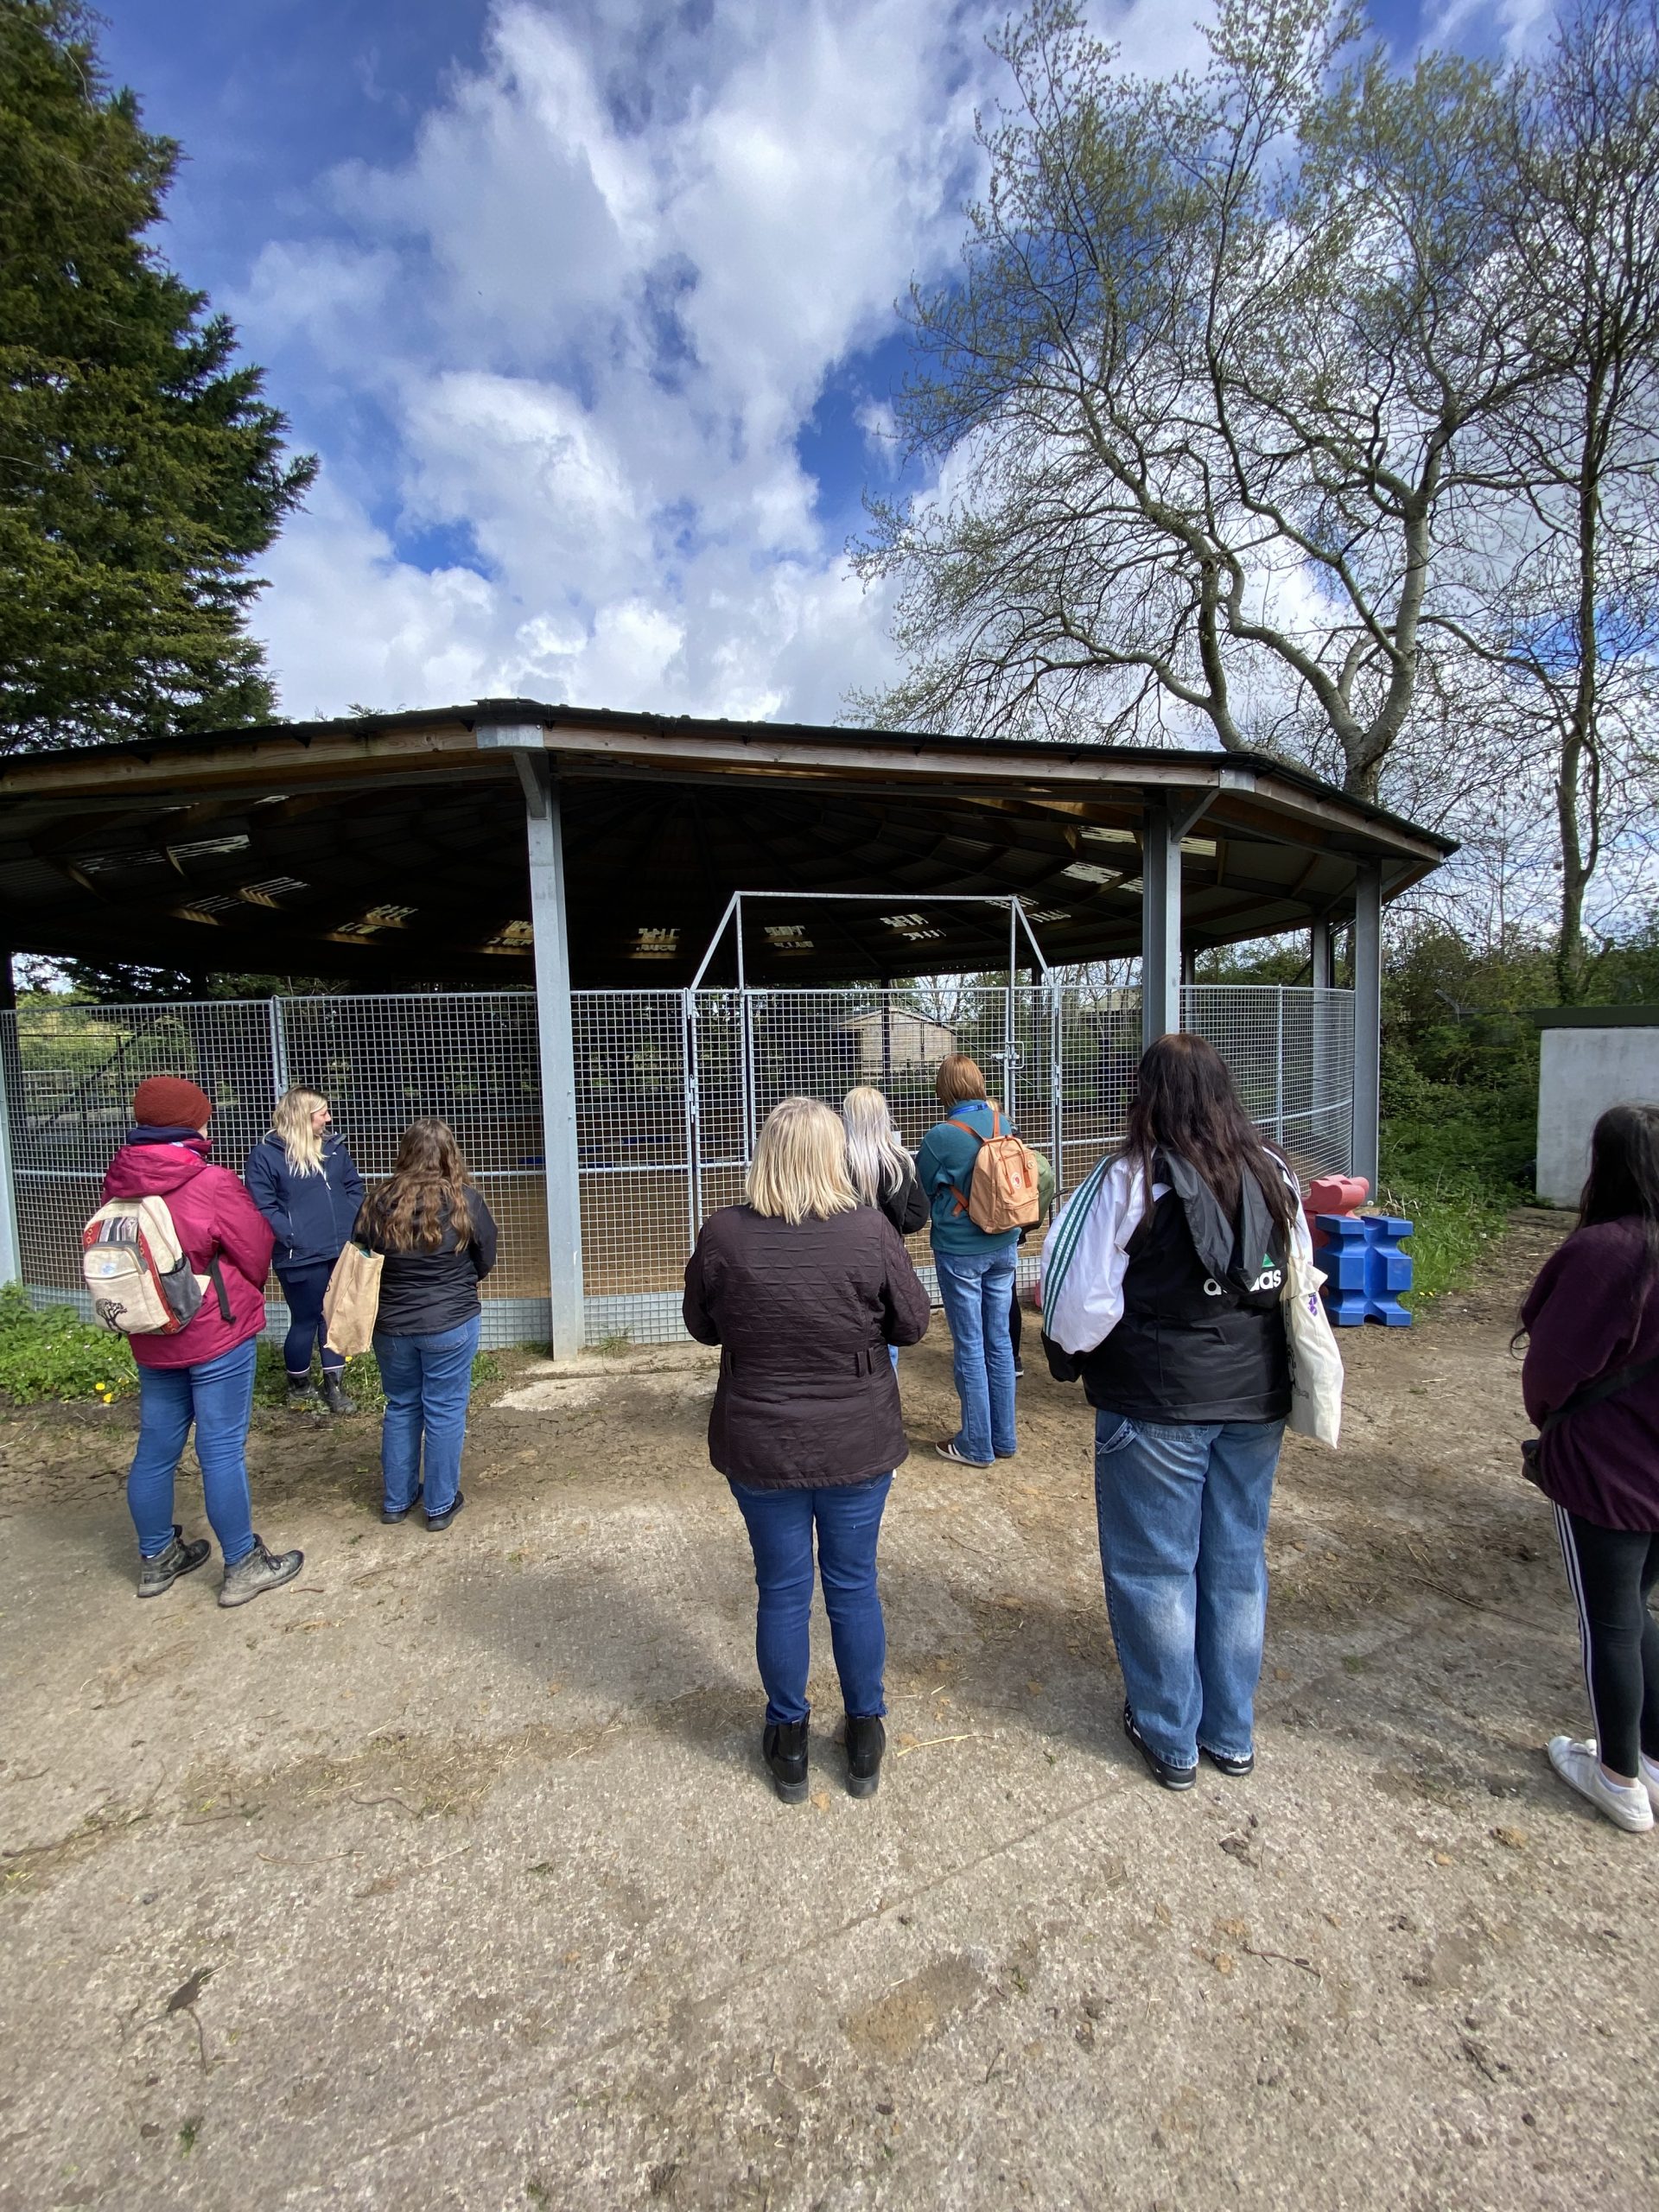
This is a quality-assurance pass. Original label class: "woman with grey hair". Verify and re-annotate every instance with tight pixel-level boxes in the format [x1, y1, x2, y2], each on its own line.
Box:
[842, 1085, 927, 1238]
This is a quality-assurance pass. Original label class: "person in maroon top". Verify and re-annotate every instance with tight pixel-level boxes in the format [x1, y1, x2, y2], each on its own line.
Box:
[1520, 1102, 1659, 1834]
[103, 1077, 303, 1608]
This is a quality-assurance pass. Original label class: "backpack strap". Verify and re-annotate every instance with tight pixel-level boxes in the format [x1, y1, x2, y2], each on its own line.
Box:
[1540, 1351, 1659, 1435]
[944, 1112, 994, 1213]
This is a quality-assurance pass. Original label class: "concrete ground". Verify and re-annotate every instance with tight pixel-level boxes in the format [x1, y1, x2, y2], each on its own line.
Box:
[2, 1210, 1656, 2211]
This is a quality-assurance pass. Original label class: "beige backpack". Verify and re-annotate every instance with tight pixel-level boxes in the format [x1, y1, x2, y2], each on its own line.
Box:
[80, 1195, 219, 1335]
[946, 1109, 1042, 1233]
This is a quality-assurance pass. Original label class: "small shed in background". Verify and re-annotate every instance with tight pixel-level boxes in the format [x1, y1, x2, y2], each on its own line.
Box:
[837, 1007, 956, 1079]
[1535, 1007, 1659, 1205]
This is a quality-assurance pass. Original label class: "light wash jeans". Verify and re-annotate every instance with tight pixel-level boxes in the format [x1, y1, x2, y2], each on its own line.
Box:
[1093, 1408, 1286, 1770]
[373, 1312, 481, 1517]
[127, 1338, 258, 1564]
[934, 1245, 1018, 1462]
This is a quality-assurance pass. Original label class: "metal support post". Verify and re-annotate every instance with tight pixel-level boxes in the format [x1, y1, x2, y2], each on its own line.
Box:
[1310, 913, 1332, 1161]
[519, 748, 585, 1357]
[267, 998, 290, 1101]
[1351, 863, 1382, 1191]
[0, 1017, 22, 1286]
[1047, 975, 1064, 1192]
[1141, 806, 1182, 1049]
[681, 988, 702, 1246]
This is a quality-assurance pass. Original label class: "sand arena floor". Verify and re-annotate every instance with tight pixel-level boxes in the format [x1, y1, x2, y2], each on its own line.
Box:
[3, 1209, 1656, 2211]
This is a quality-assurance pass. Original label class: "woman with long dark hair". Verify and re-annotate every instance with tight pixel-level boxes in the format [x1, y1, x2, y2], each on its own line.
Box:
[357, 1118, 497, 1532]
[1519, 1102, 1659, 1834]
[1040, 1033, 1315, 1789]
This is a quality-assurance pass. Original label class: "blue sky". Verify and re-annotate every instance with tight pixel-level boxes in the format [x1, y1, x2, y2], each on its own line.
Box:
[95, 0, 1554, 724]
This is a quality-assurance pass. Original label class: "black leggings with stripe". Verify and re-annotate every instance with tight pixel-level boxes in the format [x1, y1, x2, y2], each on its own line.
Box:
[1554, 1505, 1659, 1778]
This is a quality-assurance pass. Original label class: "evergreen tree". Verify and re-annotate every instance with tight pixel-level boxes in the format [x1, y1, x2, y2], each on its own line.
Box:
[0, 0, 315, 750]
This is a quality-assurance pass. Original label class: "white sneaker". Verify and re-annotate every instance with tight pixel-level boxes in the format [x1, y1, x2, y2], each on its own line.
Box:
[1640, 1752, 1659, 1814]
[1548, 1737, 1655, 1834]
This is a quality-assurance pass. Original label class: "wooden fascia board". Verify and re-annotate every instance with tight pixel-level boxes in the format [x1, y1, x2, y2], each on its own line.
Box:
[0, 715, 1449, 869]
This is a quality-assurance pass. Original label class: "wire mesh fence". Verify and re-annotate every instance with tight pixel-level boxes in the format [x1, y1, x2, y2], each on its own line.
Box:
[0, 981, 1356, 1350]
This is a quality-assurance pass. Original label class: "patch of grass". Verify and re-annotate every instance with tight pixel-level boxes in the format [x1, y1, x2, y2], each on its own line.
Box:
[1375, 1174, 1512, 1307]
[0, 1285, 138, 1403]
[591, 1332, 632, 1356]
[251, 1340, 498, 1412]
[1378, 1086, 1532, 1306]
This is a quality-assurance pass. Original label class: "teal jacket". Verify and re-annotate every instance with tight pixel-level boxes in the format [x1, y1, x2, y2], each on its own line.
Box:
[915, 1100, 1021, 1255]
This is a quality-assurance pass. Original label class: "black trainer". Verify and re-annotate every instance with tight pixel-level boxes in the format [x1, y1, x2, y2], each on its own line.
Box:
[424, 1490, 466, 1532]
[137, 1526, 210, 1599]
[845, 1713, 886, 1800]
[382, 1486, 423, 1525]
[763, 1719, 810, 1802]
[1122, 1701, 1198, 1792]
[1201, 1744, 1255, 1777]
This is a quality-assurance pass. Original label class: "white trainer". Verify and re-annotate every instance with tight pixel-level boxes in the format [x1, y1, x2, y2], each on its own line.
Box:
[1641, 1752, 1659, 1815]
[1548, 1737, 1655, 1834]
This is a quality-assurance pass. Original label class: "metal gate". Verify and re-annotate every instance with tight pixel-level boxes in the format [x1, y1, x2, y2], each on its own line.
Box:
[1, 982, 1353, 1350]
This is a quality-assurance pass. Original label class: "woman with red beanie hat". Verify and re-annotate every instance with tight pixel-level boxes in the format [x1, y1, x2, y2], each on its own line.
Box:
[104, 1077, 303, 1606]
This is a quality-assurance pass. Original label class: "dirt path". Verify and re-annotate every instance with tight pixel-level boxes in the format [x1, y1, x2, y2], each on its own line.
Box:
[3, 1209, 1656, 2211]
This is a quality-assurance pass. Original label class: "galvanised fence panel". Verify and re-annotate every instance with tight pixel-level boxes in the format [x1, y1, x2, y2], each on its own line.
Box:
[1179, 986, 1355, 1182]
[0, 982, 1354, 1351]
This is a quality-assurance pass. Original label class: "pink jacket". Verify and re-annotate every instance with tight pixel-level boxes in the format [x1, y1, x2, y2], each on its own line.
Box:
[101, 1135, 274, 1369]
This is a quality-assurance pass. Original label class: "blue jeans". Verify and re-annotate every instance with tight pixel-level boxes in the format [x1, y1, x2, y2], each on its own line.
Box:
[126, 1338, 258, 1565]
[275, 1259, 344, 1378]
[728, 1474, 893, 1725]
[373, 1313, 480, 1516]
[934, 1246, 1018, 1462]
[1094, 1409, 1286, 1770]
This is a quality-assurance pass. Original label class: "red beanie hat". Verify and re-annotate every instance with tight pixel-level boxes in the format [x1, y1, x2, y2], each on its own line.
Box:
[132, 1075, 213, 1129]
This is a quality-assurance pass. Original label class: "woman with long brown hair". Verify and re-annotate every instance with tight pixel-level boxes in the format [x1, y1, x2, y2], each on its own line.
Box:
[1520, 1103, 1659, 1834]
[1040, 1033, 1316, 1790]
[356, 1118, 497, 1531]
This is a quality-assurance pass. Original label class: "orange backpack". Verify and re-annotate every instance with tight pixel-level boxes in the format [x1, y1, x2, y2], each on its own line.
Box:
[946, 1109, 1042, 1233]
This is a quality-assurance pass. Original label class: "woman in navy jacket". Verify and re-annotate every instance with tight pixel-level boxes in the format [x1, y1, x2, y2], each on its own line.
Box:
[245, 1088, 365, 1414]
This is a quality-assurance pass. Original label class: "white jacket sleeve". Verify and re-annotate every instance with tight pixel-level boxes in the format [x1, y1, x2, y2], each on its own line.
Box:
[1039, 1157, 1164, 1356]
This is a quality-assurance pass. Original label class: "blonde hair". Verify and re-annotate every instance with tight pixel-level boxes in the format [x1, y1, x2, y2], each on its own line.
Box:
[270, 1087, 328, 1177]
[746, 1096, 858, 1224]
[842, 1085, 912, 1208]
[935, 1054, 988, 1111]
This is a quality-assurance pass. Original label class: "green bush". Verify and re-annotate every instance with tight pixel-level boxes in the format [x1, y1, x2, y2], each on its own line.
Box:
[1373, 1173, 1512, 1306]
[0, 1286, 138, 1403]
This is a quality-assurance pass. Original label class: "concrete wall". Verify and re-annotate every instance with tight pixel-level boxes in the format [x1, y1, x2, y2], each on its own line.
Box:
[1537, 1025, 1659, 1205]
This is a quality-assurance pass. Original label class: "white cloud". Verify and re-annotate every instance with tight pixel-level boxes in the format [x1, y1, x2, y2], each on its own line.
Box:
[239, 0, 1224, 724]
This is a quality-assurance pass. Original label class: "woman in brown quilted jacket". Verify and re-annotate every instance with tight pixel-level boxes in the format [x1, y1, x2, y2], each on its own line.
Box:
[683, 1096, 931, 1802]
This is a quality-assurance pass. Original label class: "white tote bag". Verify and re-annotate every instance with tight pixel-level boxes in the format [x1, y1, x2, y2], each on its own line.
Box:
[1282, 1233, 1344, 1447]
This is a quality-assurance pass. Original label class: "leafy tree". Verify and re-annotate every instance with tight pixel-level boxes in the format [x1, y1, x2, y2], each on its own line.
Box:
[1438, 0, 1659, 1000]
[855, 0, 1542, 802]
[0, 0, 315, 751]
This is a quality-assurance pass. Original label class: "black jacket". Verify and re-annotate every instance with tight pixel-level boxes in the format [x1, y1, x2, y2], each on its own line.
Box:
[875, 1162, 928, 1237]
[683, 1205, 930, 1487]
[359, 1196, 499, 1336]
[1081, 1163, 1290, 1423]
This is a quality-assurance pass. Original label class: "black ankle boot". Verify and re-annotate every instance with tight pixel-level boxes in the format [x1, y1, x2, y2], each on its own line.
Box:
[320, 1371, 354, 1416]
[845, 1713, 886, 1799]
[762, 1718, 810, 1802]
